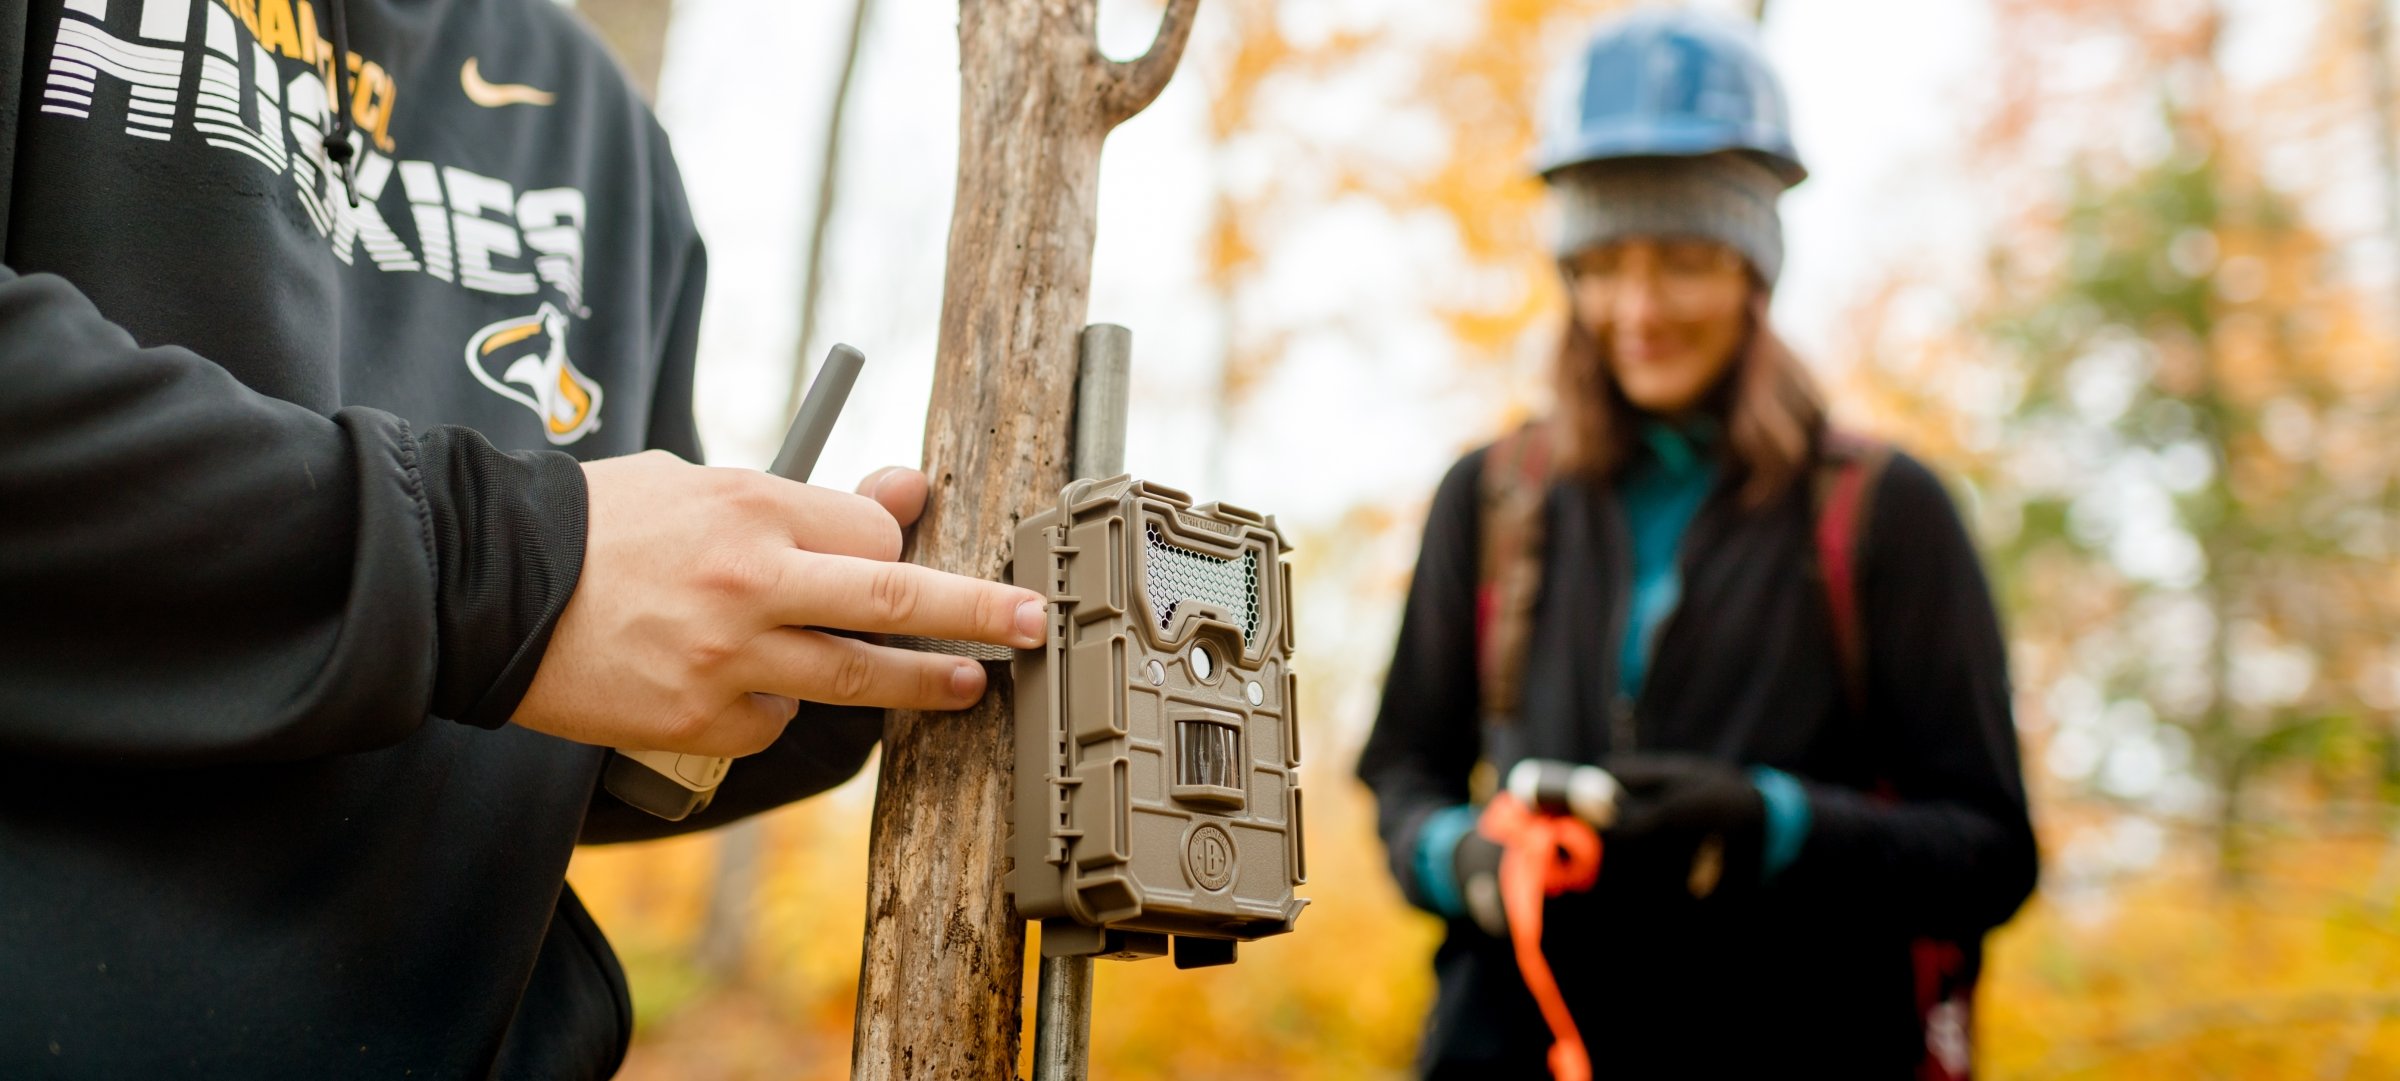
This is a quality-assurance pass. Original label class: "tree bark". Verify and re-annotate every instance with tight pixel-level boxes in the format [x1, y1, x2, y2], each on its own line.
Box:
[848, 0, 1199, 1077]
[576, 0, 675, 104]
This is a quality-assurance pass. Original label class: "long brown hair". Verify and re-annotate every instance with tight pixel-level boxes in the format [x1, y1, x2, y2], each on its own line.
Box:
[1550, 287, 1827, 508]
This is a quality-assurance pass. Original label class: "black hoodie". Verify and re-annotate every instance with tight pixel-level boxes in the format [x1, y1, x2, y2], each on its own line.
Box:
[0, 0, 879, 1075]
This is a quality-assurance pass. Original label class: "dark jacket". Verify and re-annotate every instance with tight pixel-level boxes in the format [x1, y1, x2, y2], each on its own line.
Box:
[1357, 439, 2039, 1078]
[0, 0, 877, 1075]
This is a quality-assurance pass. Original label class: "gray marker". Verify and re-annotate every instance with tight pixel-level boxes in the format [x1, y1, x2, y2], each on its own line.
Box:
[770, 343, 863, 481]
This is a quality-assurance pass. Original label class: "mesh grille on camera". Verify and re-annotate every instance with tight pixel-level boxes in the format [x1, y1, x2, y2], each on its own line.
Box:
[1145, 523, 1260, 643]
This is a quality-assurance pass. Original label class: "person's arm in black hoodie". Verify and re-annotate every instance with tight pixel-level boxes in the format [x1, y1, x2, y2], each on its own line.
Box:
[1776, 452, 2040, 938]
[1355, 451, 1489, 912]
[0, 265, 585, 763]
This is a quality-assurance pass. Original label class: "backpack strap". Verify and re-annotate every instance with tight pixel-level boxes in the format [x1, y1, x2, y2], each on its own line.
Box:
[1812, 432, 1979, 1080]
[1475, 421, 1555, 724]
[1810, 430, 1894, 717]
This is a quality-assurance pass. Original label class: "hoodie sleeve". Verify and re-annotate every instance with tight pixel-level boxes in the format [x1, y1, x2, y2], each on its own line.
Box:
[1355, 450, 1490, 912]
[1778, 452, 2040, 939]
[0, 266, 588, 764]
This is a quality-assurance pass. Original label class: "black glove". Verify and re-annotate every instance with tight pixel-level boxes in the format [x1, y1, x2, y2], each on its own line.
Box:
[1452, 832, 1510, 938]
[1601, 753, 1766, 902]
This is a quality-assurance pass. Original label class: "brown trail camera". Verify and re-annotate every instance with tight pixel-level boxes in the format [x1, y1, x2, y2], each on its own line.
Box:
[1007, 476, 1307, 970]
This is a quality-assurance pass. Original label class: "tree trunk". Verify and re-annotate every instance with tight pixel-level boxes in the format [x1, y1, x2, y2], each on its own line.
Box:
[781, 0, 878, 426]
[694, 816, 765, 984]
[2364, 0, 2400, 560]
[576, 0, 675, 103]
[848, 1, 1198, 1077]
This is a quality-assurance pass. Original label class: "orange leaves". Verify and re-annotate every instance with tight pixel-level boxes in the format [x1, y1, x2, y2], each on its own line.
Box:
[1984, 830, 2400, 1079]
[1386, 0, 1619, 372]
[572, 785, 878, 1073]
[1197, 0, 1625, 428]
[1075, 784, 1438, 1080]
[578, 770, 1440, 1079]
[1838, 1, 2400, 1069]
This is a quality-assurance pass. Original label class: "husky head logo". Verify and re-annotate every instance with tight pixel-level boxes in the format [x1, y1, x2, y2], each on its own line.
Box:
[465, 303, 604, 445]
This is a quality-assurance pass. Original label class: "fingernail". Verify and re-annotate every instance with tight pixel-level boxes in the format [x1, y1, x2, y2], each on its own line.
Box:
[951, 662, 985, 701]
[867, 467, 899, 501]
[1014, 599, 1047, 644]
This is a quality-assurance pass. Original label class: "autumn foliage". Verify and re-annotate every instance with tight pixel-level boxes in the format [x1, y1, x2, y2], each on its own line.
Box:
[573, 0, 2400, 1076]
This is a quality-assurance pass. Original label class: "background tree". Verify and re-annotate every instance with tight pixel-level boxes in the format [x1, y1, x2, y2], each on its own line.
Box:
[1836, 1, 2400, 1070]
[694, 0, 881, 989]
[577, 0, 676, 102]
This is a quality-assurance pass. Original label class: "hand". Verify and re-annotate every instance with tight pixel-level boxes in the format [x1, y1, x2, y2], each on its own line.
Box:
[1452, 832, 1509, 938]
[511, 453, 1046, 757]
[1601, 753, 1766, 901]
[1505, 758, 1622, 828]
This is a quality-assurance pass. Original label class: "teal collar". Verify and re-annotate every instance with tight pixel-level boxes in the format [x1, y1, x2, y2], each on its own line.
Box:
[1633, 415, 1721, 478]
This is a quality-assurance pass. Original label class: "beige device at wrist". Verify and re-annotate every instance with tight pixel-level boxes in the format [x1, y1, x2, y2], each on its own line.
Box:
[600, 344, 865, 821]
[602, 746, 733, 821]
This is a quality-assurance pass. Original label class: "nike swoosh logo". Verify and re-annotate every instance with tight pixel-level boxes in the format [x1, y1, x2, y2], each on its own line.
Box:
[461, 57, 556, 108]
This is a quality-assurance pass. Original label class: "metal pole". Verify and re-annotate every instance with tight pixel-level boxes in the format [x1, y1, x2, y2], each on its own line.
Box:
[1031, 323, 1131, 1081]
[1071, 324, 1132, 479]
[1031, 949, 1093, 1081]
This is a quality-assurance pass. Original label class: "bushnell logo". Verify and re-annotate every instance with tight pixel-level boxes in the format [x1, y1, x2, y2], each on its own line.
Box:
[1185, 823, 1237, 892]
[465, 303, 604, 445]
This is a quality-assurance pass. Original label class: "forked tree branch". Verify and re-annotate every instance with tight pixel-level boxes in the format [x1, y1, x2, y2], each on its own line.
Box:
[1095, 0, 1201, 127]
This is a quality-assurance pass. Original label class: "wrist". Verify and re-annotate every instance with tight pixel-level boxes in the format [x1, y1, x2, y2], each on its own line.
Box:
[1748, 766, 1812, 883]
[1412, 804, 1480, 919]
[416, 427, 589, 729]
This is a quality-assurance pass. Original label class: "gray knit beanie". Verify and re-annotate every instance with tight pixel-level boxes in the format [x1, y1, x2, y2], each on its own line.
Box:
[1548, 152, 1789, 286]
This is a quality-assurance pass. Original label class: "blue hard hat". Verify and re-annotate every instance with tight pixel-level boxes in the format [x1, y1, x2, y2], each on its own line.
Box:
[1534, 8, 1806, 186]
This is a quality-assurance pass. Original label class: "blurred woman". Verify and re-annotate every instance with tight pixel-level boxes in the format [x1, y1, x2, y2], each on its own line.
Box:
[1356, 10, 2038, 1078]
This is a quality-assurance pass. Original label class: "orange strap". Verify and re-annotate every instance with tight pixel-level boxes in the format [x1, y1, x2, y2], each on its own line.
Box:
[1479, 794, 1602, 1081]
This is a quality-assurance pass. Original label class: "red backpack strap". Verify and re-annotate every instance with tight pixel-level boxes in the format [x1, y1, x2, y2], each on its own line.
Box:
[1810, 430, 1894, 717]
[1476, 421, 1555, 724]
[1813, 432, 1978, 1080]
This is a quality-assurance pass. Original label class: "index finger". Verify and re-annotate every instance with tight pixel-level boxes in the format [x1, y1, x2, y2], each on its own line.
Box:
[770, 549, 1047, 648]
